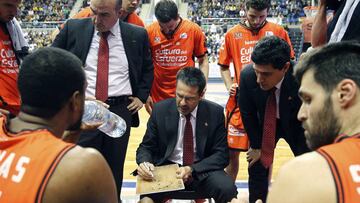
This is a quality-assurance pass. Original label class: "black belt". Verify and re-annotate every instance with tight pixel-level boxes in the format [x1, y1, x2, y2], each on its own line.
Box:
[105, 96, 129, 106]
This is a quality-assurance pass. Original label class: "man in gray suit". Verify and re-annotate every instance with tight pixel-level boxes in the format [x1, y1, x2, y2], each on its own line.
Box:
[136, 67, 238, 203]
[52, 0, 153, 201]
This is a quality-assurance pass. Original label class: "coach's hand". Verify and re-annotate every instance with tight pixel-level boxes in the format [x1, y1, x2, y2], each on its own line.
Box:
[247, 147, 261, 167]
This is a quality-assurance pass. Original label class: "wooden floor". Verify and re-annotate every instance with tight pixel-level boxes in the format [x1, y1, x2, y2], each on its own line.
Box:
[123, 81, 295, 181]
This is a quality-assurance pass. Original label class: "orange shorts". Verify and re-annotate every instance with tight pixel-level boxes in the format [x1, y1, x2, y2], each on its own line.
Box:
[225, 96, 249, 151]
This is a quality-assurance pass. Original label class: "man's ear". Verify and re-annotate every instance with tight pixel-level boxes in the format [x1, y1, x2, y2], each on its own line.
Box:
[200, 87, 206, 99]
[282, 62, 290, 73]
[69, 91, 83, 112]
[336, 79, 357, 108]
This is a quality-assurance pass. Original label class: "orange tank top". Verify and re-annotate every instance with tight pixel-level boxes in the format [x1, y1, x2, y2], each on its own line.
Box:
[0, 25, 20, 115]
[218, 21, 295, 84]
[317, 134, 360, 203]
[146, 19, 207, 102]
[0, 116, 75, 203]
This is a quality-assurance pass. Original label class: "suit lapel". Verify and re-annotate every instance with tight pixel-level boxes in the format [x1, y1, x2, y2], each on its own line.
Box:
[195, 101, 209, 159]
[80, 19, 94, 63]
[164, 101, 180, 160]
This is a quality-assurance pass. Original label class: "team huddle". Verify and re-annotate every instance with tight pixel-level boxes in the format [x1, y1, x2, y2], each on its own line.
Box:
[0, 0, 359, 202]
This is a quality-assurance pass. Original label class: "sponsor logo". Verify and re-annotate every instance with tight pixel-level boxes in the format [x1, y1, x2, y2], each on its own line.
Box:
[234, 32, 242, 39]
[154, 36, 160, 43]
[180, 33, 187, 39]
[244, 40, 258, 45]
[265, 31, 274, 36]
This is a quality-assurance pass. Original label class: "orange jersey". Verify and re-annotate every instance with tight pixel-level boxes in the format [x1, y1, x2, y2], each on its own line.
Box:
[317, 134, 360, 203]
[0, 26, 20, 115]
[146, 19, 207, 102]
[62, 7, 144, 28]
[126, 12, 145, 27]
[0, 116, 75, 203]
[218, 21, 294, 84]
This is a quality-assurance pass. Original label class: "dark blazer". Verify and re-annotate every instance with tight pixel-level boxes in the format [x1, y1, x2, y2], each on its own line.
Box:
[52, 18, 153, 127]
[239, 63, 305, 150]
[136, 98, 229, 177]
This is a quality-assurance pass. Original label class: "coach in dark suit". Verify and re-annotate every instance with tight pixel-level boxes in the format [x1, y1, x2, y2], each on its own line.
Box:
[136, 67, 237, 203]
[52, 0, 153, 201]
[239, 36, 309, 203]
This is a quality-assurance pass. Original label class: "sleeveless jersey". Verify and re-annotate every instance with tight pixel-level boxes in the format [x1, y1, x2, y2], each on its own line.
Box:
[317, 134, 360, 203]
[146, 19, 207, 103]
[0, 116, 75, 203]
[62, 7, 145, 28]
[0, 25, 20, 115]
[218, 21, 294, 150]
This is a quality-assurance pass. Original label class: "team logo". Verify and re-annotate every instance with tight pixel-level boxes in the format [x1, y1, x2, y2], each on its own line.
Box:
[180, 33, 188, 39]
[234, 32, 242, 39]
[265, 31, 274, 36]
[154, 36, 160, 43]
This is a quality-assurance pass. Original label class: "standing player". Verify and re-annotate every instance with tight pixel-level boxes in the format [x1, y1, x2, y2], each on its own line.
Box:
[145, 0, 209, 114]
[218, 0, 294, 182]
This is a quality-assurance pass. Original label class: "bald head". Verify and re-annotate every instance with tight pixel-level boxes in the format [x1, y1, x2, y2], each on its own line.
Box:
[0, 0, 22, 23]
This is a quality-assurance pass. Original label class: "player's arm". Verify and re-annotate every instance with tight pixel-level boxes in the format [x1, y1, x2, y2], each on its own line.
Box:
[267, 152, 336, 203]
[42, 146, 118, 203]
[311, 0, 328, 47]
[220, 65, 233, 91]
[198, 54, 209, 82]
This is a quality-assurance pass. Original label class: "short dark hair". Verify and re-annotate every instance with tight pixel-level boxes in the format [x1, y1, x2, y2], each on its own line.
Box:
[245, 0, 270, 11]
[115, 0, 122, 11]
[155, 0, 178, 23]
[176, 67, 206, 95]
[18, 47, 85, 118]
[251, 36, 291, 70]
[295, 42, 360, 92]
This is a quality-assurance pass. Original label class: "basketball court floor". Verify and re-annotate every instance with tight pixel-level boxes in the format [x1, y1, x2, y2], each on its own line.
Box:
[121, 79, 295, 202]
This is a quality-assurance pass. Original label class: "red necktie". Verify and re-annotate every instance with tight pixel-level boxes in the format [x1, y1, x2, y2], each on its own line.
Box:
[95, 31, 110, 102]
[261, 88, 277, 168]
[183, 114, 194, 166]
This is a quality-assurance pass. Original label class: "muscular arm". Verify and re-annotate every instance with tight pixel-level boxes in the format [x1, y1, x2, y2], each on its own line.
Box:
[42, 146, 117, 203]
[198, 54, 209, 82]
[311, 0, 328, 47]
[267, 152, 336, 203]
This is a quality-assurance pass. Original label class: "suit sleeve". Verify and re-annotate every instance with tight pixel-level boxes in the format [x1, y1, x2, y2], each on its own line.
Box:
[135, 28, 154, 103]
[51, 20, 69, 49]
[192, 106, 229, 174]
[239, 66, 262, 149]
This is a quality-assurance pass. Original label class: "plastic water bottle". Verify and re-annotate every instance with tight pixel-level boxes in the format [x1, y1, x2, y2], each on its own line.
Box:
[82, 100, 127, 138]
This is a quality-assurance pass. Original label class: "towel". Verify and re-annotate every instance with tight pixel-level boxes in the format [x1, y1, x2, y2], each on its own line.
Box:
[329, 0, 360, 43]
[6, 18, 29, 53]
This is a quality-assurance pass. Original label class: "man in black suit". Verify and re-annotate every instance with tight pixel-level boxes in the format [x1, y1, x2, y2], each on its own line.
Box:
[52, 0, 153, 201]
[239, 36, 309, 203]
[136, 67, 238, 203]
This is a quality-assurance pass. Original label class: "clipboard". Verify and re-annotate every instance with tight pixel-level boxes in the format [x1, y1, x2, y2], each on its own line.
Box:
[136, 164, 185, 195]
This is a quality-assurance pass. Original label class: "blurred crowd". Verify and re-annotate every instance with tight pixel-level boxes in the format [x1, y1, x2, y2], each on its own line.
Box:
[19, 0, 75, 22]
[187, 0, 308, 25]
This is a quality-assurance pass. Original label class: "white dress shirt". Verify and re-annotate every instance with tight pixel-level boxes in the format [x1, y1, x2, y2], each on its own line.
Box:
[168, 106, 199, 165]
[275, 77, 284, 119]
[84, 19, 132, 98]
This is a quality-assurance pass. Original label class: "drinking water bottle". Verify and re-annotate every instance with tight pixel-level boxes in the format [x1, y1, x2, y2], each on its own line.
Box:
[82, 100, 127, 138]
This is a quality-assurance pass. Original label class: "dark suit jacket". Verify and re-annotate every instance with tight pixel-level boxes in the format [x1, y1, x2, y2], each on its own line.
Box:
[52, 18, 153, 127]
[239, 63, 305, 150]
[136, 98, 229, 178]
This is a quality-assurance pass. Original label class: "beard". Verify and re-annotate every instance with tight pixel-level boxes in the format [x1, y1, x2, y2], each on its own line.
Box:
[304, 96, 341, 150]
